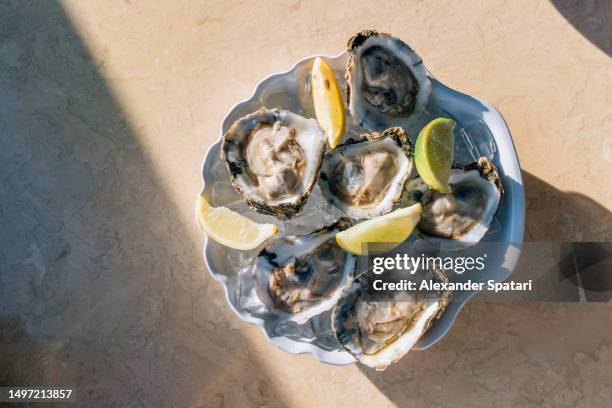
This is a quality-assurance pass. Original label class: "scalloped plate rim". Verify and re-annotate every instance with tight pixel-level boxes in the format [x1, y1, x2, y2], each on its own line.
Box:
[197, 50, 525, 366]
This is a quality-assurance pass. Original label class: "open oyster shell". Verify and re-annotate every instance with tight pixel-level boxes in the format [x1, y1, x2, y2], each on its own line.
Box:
[221, 108, 326, 220]
[253, 218, 355, 324]
[405, 157, 504, 245]
[318, 127, 413, 220]
[332, 267, 451, 370]
[346, 30, 431, 131]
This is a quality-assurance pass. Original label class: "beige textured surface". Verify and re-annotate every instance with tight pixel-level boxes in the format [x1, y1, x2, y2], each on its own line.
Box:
[1, 0, 611, 407]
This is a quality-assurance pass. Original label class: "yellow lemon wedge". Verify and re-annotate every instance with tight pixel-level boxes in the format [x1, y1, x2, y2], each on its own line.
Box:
[414, 117, 456, 193]
[196, 194, 277, 250]
[311, 57, 345, 148]
[336, 204, 422, 255]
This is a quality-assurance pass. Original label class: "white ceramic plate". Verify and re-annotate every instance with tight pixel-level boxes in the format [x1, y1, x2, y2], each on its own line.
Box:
[198, 51, 525, 365]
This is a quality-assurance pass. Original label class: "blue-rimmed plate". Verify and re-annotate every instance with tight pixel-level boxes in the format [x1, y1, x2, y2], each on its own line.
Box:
[198, 51, 524, 365]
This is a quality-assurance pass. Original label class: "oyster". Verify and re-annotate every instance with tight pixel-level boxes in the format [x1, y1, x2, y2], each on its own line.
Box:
[406, 157, 503, 244]
[253, 218, 355, 324]
[222, 108, 326, 220]
[346, 30, 431, 131]
[332, 267, 451, 370]
[319, 127, 413, 220]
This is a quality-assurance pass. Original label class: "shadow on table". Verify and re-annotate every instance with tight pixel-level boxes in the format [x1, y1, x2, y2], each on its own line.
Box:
[522, 171, 612, 242]
[550, 0, 612, 57]
[0, 2, 285, 407]
[357, 171, 611, 405]
[0, 318, 47, 389]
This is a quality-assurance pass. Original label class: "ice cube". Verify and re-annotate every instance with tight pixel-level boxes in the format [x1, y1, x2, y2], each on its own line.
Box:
[308, 313, 342, 351]
[212, 181, 241, 207]
[276, 318, 314, 339]
[275, 320, 303, 337]
[224, 198, 252, 215]
[210, 157, 229, 181]
[236, 265, 268, 313]
[310, 312, 333, 337]
[227, 248, 258, 271]
[454, 120, 497, 165]
[283, 187, 341, 235]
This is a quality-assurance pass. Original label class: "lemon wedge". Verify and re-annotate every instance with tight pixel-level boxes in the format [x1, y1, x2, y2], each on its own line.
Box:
[196, 194, 277, 250]
[336, 204, 422, 255]
[311, 57, 345, 148]
[414, 117, 456, 193]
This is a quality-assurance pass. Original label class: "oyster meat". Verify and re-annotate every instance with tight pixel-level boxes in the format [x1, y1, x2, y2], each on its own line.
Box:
[332, 267, 451, 370]
[319, 127, 413, 219]
[222, 108, 326, 220]
[253, 218, 355, 323]
[406, 157, 503, 244]
[346, 30, 431, 131]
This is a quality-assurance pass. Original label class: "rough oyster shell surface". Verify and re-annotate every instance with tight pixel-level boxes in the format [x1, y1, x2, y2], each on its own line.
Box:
[222, 108, 326, 220]
[319, 127, 414, 220]
[346, 30, 431, 132]
[332, 266, 451, 370]
[405, 157, 503, 245]
[253, 218, 355, 324]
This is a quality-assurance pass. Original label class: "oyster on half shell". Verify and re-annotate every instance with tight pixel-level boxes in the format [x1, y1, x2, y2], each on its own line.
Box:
[332, 266, 451, 370]
[346, 30, 432, 131]
[319, 127, 413, 220]
[253, 218, 355, 324]
[222, 108, 326, 220]
[405, 157, 503, 244]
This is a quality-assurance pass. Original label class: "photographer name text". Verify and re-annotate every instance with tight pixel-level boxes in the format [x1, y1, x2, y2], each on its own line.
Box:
[372, 279, 533, 292]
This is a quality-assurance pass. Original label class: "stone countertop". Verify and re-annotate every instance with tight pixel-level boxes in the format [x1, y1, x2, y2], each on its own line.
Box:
[0, 1, 610, 407]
